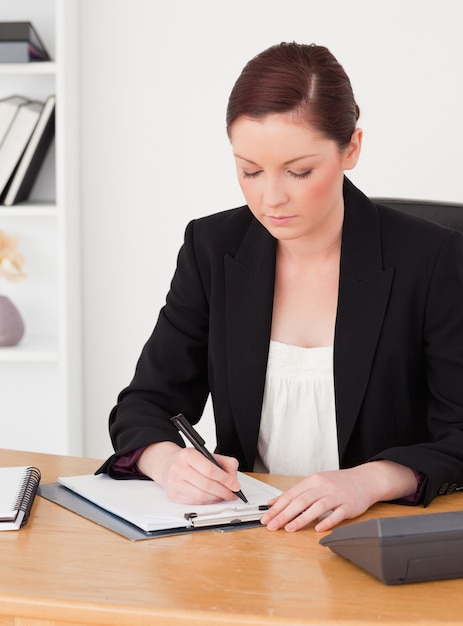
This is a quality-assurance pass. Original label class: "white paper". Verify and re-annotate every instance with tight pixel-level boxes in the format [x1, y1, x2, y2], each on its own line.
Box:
[58, 472, 282, 532]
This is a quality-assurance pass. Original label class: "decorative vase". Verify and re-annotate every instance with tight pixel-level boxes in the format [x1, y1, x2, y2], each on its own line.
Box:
[0, 295, 25, 347]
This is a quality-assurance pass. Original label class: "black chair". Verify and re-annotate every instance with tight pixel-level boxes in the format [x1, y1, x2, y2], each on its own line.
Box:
[372, 198, 463, 233]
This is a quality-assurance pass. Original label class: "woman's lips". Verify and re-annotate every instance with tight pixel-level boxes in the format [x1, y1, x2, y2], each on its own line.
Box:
[267, 215, 295, 226]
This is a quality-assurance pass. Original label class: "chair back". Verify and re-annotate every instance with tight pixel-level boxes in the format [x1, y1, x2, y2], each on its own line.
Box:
[373, 198, 463, 233]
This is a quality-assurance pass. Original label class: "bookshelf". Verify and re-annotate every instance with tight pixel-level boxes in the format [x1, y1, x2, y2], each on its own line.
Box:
[0, 0, 82, 455]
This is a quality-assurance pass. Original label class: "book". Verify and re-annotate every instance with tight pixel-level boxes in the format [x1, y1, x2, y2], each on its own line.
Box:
[0, 22, 50, 63]
[0, 95, 29, 146]
[0, 100, 43, 198]
[39, 472, 282, 540]
[0, 466, 41, 530]
[2, 95, 56, 206]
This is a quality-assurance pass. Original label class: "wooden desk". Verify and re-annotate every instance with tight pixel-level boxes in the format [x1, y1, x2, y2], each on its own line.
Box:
[1, 449, 463, 626]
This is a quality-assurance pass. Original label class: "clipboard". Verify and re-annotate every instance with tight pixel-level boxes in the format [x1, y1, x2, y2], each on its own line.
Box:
[185, 504, 271, 527]
[38, 472, 281, 541]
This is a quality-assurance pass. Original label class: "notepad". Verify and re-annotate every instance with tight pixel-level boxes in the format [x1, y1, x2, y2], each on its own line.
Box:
[0, 466, 41, 530]
[57, 472, 282, 533]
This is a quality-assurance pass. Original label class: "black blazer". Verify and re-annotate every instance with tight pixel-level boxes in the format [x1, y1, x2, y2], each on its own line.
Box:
[100, 179, 463, 506]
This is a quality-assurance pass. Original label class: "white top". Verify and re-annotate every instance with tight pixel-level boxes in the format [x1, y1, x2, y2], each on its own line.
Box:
[254, 341, 339, 476]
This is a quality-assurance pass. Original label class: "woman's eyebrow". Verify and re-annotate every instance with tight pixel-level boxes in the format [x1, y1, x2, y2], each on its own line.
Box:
[283, 154, 320, 165]
[233, 153, 320, 165]
[233, 154, 259, 165]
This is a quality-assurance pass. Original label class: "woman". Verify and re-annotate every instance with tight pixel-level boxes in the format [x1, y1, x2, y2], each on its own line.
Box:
[98, 42, 463, 532]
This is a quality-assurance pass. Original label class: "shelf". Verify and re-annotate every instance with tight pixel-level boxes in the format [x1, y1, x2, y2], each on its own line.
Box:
[1, 0, 82, 455]
[0, 62, 56, 75]
[0, 203, 57, 217]
[0, 334, 59, 362]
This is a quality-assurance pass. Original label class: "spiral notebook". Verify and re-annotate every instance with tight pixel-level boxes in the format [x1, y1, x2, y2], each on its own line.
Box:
[0, 466, 41, 530]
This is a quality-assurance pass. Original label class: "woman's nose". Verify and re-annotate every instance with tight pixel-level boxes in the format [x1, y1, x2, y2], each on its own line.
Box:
[262, 177, 288, 207]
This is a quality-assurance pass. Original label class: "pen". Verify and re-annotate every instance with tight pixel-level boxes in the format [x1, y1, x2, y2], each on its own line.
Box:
[171, 413, 248, 503]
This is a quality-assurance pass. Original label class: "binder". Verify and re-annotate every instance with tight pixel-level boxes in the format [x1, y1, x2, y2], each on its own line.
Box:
[0, 95, 29, 146]
[0, 100, 43, 198]
[2, 95, 55, 206]
[0, 466, 41, 530]
[0, 22, 50, 63]
[38, 472, 282, 541]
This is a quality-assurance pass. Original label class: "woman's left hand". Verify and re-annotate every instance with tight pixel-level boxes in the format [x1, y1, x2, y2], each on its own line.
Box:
[260, 460, 418, 532]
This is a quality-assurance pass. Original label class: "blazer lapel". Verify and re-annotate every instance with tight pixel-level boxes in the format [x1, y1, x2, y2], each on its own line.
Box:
[334, 180, 394, 460]
[223, 180, 394, 469]
[224, 218, 276, 468]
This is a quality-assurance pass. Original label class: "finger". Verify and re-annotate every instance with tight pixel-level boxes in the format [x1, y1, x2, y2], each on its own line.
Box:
[265, 503, 316, 531]
[214, 453, 239, 474]
[262, 494, 316, 530]
[213, 454, 242, 491]
[169, 478, 229, 504]
[263, 490, 339, 531]
[283, 501, 334, 532]
[261, 490, 305, 525]
[262, 478, 320, 520]
[168, 470, 238, 503]
[176, 450, 241, 501]
[314, 506, 348, 532]
[285, 498, 349, 533]
[198, 453, 242, 494]
[181, 448, 239, 485]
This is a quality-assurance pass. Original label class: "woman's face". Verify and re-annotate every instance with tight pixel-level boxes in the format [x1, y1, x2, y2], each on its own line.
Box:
[230, 113, 362, 244]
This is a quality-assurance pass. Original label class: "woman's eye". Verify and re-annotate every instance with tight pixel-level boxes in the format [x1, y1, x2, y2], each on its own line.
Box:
[241, 168, 312, 180]
[289, 169, 313, 179]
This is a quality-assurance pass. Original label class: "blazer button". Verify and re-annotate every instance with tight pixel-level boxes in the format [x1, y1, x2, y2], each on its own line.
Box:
[438, 482, 449, 495]
[447, 482, 458, 494]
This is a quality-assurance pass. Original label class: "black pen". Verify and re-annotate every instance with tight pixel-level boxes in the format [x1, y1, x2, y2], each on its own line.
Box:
[170, 413, 248, 503]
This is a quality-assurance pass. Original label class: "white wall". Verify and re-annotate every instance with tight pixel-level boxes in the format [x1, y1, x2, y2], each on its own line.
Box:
[79, 0, 463, 459]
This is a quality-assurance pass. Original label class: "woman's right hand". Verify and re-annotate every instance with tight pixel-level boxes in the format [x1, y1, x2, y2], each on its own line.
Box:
[137, 441, 242, 504]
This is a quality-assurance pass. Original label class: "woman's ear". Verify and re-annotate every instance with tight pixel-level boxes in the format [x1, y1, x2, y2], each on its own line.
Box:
[343, 128, 363, 170]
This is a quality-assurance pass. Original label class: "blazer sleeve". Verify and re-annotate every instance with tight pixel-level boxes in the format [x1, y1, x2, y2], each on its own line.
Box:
[370, 229, 463, 505]
[98, 219, 211, 474]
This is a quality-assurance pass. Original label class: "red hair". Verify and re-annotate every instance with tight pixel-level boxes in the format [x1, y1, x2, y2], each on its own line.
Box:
[226, 42, 360, 149]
